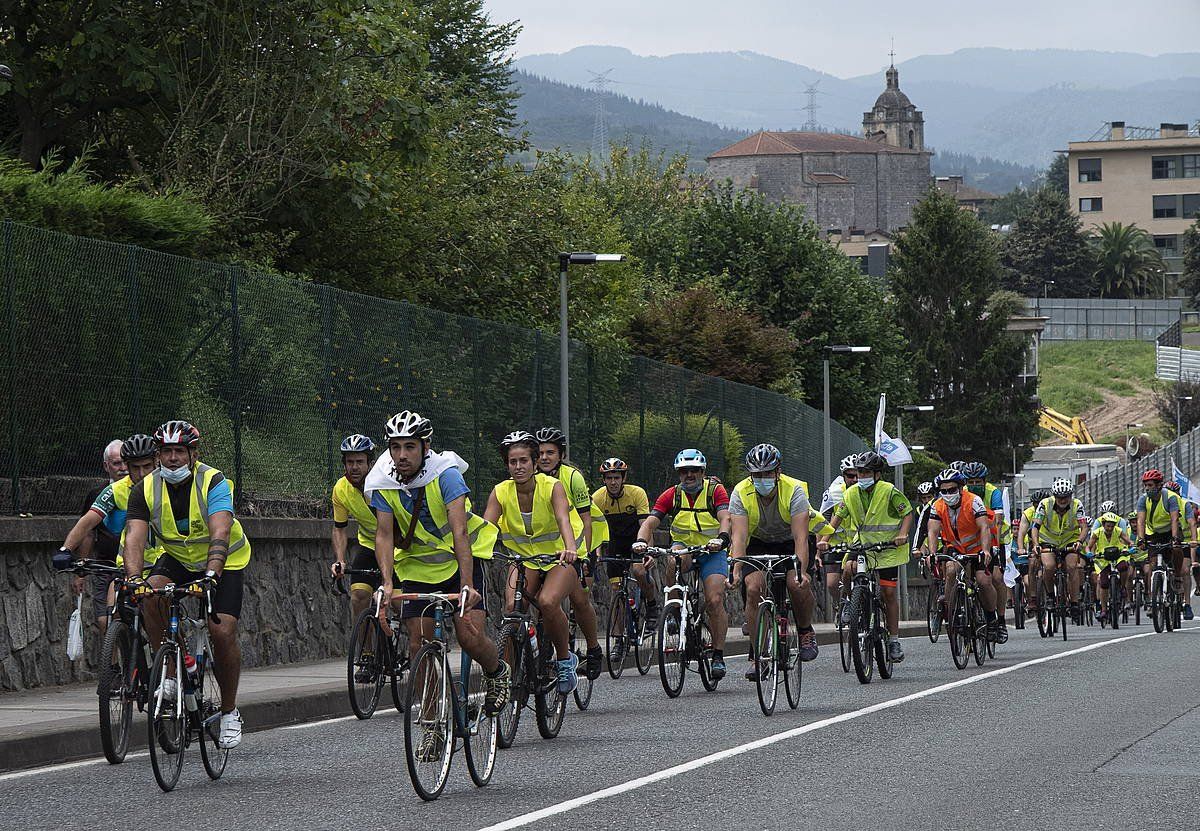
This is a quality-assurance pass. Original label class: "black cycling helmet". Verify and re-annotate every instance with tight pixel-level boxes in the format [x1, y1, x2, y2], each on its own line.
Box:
[962, 461, 988, 480]
[340, 433, 376, 454]
[534, 426, 566, 449]
[120, 434, 157, 461]
[853, 450, 886, 472]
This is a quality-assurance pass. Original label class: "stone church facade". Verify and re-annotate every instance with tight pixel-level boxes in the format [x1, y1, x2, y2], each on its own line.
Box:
[705, 64, 932, 234]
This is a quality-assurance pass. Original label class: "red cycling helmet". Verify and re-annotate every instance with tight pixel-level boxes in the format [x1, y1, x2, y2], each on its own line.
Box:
[1165, 480, 1181, 492]
[1142, 469, 1164, 484]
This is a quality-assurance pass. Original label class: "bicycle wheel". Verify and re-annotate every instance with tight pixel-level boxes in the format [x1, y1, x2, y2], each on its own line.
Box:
[347, 610, 385, 720]
[147, 642, 185, 792]
[461, 655, 498, 788]
[874, 601, 894, 680]
[1056, 576, 1069, 642]
[971, 598, 988, 667]
[1151, 573, 1165, 633]
[534, 645, 566, 740]
[948, 591, 969, 670]
[697, 617, 719, 692]
[1167, 585, 1178, 632]
[754, 604, 778, 716]
[657, 605, 686, 698]
[1012, 579, 1026, 630]
[404, 644, 454, 801]
[926, 580, 942, 643]
[198, 651, 229, 780]
[572, 626, 593, 711]
[1036, 581, 1052, 638]
[495, 625, 529, 749]
[390, 624, 410, 713]
[606, 592, 628, 679]
[98, 620, 134, 764]
[782, 610, 802, 710]
[848, 585, 874, 684]
[837, 597, 851, 673]
[1109, 579, 1121, 631]
[634, 605, 654, 675]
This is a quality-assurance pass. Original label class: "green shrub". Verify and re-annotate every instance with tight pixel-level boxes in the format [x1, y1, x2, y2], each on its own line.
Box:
[606, 411, 745, 489]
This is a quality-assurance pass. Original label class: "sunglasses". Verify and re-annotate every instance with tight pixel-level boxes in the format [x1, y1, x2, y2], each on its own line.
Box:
[938, 487, 960, 494]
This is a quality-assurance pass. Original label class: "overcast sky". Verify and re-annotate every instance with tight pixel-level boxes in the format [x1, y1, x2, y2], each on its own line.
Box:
[484, 0, 1200, 77]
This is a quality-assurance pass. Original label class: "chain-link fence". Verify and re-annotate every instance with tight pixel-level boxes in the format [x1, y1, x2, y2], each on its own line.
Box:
[0, 221, 866, 513]
[1077, 425, 1200, 513]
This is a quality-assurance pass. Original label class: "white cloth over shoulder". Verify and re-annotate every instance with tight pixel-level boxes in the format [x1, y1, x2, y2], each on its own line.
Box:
[363, 450, 469, 502]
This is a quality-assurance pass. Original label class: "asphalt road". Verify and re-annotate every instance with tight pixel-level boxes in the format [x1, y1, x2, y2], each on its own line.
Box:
[4, 622, 1199, 830]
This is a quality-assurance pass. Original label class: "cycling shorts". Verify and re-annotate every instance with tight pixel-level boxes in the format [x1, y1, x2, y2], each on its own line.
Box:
[603, 536, 638, 579]
[400, 559, 487, 620]
[348, 542, 383, 591]
[679, 548, 729, 581]
[151, 555, 244, 619]
[88, 568, 118, 621]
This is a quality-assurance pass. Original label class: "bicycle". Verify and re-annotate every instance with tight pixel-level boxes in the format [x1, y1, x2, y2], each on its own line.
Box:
[398, 588, 497, 801]
[921, 556, 945, 643]
[734, 553, 803, 715]
[568, 592, 592, 711]
[1096, 547, 1131, 630]
[493, 553, 569, 747]
[1128, 557, 1146, 626]
[827, 542, 894, 684]
[1009, 548, 1027, 631]
[137, 576, 228, 792]
[649, 545, 723, 698]
[597, 556, 656, 678]
[1076, 556, 1096, 627]
[936, 551, 989, 670]
[1146, 540, 1180, 634]
[1035, 544, 1074, 642]
[336, 567, 409, 719]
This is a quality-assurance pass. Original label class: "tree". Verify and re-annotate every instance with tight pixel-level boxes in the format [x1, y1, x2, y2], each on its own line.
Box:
[1000, 187, 1098, 296]
[1153, 380, 1200, 438]
[889, 188, 1038, 474]
[626, 283, 799, 392]
[978, 187, 1033, 227]
[1177, 218, 1200, 305]
[1092, 222, 1165, 299]
[1045, 153, 1069, 196]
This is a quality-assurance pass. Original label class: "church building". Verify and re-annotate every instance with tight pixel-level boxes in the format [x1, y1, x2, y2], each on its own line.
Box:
[705, 62, 933, 235]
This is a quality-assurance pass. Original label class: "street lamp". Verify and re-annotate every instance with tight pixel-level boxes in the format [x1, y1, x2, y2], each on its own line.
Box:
[557, 252, 624, 447]
[894, 403, 934, 621]
[1042, 280, 1056, 298]
[1177, 397, 1193, 440]
[910, 445, 926, 451]
[1010, 442, 1026, 478]
[822, 345, 872, 487]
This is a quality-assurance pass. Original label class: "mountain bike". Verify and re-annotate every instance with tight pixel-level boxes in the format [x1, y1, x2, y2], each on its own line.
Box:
[650, 545, 722, 698]
[827, 542, 894, 684]
[598, 556, 656, 678]
[734, 553, 803, 715]
[399, 589, 497, 801]
[337, 567, 409, 719]
[937, 551, 989, 670]
[138, 577, 228, 792]
[1096, 547, 1131, 630]
[1036, 545, 1073, 642]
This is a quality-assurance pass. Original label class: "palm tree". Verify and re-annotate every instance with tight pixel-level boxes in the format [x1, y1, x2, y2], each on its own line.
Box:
[1092, 222, 1165, 298]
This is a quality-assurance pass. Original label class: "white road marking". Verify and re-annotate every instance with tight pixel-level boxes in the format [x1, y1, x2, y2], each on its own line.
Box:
[474, 627, 1195, 831]
[282, 715, 356, 730]
[0, 751, 148, 782]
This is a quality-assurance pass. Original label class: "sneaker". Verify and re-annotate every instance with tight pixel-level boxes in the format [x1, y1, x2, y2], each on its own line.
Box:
[995, 621, 1009, 644]
[798, 628, 819, 662]
[481, 661, 510, 716]
[744, 662, 759, 681]
[709, 657, 727, 681]
[839, 600, 853, 626]
[417, 728, 445, 762]
[154, 677, 179, 705]
[218, 708, 243, 749]
[556, 653, 579, 695]
[887, 640, 904, 663]
[1185, 604, 1195, 621]
[740, 621, 749, 636]
[354, 653, 377, 685]
[585, 645, 603, 680]
[1097, 609, 1108, 623]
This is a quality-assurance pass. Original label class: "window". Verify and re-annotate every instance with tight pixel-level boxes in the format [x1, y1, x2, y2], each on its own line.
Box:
[1154, 195, 1178, 218]
[1079, 197, 1103, 212]
[1185, 155, 1200, 178]
[1184, 193, 1200, 219]
[1078, 158, 1102, 182]
[1155, 235, 1179, 257]
[908, 130, 914, 149]
[1153, 156, 1178, 179]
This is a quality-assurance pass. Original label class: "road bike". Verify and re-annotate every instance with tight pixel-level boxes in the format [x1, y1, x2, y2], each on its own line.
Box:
[568, 591, 592, 711]
[1128, 556, 1146, 626]
[1036, 545, 1073, 642]
[1009, 549, 1027, 631]
[598, 556, 656, 678]
[1146, 540, 1181, 634]
[1076, 556, 1096, 627]
[827, 542, 894, 684]
[922, 556, 945, 643]
[649, 545, 723, 698]
[1096, 547, 1131, 630]
[936, 551, 990, 670]
[399, 588, 497, 801]
[734, 553, 802, 715]
[138, 577, 228, 792]
[337, 567, 409, 719]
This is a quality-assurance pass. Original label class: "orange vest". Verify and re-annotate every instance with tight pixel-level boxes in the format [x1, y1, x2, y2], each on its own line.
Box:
[932, 496, 990, 555]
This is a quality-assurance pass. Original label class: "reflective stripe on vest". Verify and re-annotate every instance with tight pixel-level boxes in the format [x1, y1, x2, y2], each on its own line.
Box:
[1038, 497, 1083, 545]
[333, 476, 377, 550]
[842, 482, 906, 547]
[496, 474, 584, 555]
[670, 482, 723, 546]
[378, 479, 496, 583]
[145, 464, 250, 571]
[983, 482, 1012, 544]
[932, 496, 983, 554]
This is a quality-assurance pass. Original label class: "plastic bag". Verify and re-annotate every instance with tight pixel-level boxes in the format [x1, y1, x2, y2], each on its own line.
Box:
[66, 594, 84, 661]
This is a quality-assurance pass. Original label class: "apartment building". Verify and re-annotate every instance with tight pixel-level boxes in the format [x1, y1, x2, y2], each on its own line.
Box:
[1068, 121, 1200, 279]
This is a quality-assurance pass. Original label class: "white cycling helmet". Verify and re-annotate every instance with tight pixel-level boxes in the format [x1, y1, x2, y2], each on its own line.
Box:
[384, 410, 433, 441]
[1050, 478, 1074, 497]
[674, 448, 707, 469]
[839, 454, 857, 472]
[1099, 500, 1116, 514]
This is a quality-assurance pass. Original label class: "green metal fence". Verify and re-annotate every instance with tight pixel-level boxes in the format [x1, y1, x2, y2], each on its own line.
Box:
[0, 221, 867, 513]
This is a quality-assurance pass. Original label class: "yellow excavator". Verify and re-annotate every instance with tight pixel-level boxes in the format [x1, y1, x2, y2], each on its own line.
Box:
[1038, 406, 1095, 445]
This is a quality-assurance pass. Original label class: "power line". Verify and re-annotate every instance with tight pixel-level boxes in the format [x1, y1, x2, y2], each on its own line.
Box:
[588, 69, 614, 160]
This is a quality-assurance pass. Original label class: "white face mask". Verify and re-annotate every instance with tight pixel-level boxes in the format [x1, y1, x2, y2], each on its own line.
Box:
[751, 477, 776, 496]
[160, 464, 192, 485]
[942, 490, 961, 507]
[857, 475, 876, 489]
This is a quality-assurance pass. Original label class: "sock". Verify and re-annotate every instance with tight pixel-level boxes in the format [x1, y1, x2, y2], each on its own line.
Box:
[985, 610, 997, 622]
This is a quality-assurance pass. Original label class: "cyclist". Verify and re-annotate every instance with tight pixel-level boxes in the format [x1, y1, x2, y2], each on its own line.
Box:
[1014, 490, 1044, 615]
[1089, 511, 1133, 624]
[729, 443, 819, 681]
[1137, 470, 1183, 619]
[369, 410, 510, 722]
[54, 434, 161, 638]
[926, 467, 1004, 641]
[1163, 481, 1197, 619]
[912, 481, 936, 553]
[330, 434, 384, 626]
[632, 448, 731, 681]
[485, 430, 586, 695]
[1031, 478, 1088, 620]
[819, 455, 859, 618]
[591, 457, 656, 624]
[121, 420, 250, 749]
[963, 461, 1010, 636]
[534, 427, 605, 678]
[1090, 500, 1128, 536]
[818, 450, 914, 662]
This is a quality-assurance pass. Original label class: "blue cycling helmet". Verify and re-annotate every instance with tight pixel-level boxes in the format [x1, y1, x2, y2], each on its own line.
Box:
[962, 461, 988, 480]
[936, 468, 966, 486]
[744, 443, 781, 473]
[340, 433, 376, 454]
[674, 448, 707, 469]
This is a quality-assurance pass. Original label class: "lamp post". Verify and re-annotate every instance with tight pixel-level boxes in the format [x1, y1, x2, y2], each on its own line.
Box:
[557, 252, 624, 446]
[1011, 442, 1026, 478]
[895, 404, 933, 621]
[1177, 397, 1193, 440]
[1042, 280, 1056, 298]
[822, 345, 871, 488]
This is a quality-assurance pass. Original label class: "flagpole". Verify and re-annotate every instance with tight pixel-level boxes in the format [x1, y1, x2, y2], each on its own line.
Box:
[896, 414, 908, 622]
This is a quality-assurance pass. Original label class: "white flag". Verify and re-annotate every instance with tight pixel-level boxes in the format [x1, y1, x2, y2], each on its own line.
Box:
[874, 393, 887, 449]
[877, 431, 913, 466]
[1001, 487, 1019, 588]
[1171, 461, 1193, 501]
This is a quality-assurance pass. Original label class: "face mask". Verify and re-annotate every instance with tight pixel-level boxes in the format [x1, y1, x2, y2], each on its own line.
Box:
[857, 475, 876, 489]
[160, 464, 192, 485]
[680, 479, 703, 495]
[968, 485, 985, 497]
[752, 477, 776, 496]
[942, 490, 961, 507]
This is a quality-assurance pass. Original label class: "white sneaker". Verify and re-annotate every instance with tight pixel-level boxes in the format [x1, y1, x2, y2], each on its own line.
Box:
[154, 677, 179, 704]
[218, 708, 243, 749]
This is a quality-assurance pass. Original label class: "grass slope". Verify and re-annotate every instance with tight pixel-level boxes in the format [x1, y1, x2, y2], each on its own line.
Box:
[1038, 340, 1162, 444]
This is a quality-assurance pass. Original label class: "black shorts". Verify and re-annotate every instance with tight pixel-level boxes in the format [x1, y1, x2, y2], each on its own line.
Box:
[605, 537, 637, 579]
[745, 539, 797, 574]
[400, 559, 487, 620]
[89, 569, 117, 621]
[151, 555, 245, 619]
[347, 542, 385, 590]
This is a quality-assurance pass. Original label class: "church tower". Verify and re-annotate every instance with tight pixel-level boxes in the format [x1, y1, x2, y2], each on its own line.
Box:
[862, 60, 924, 150]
